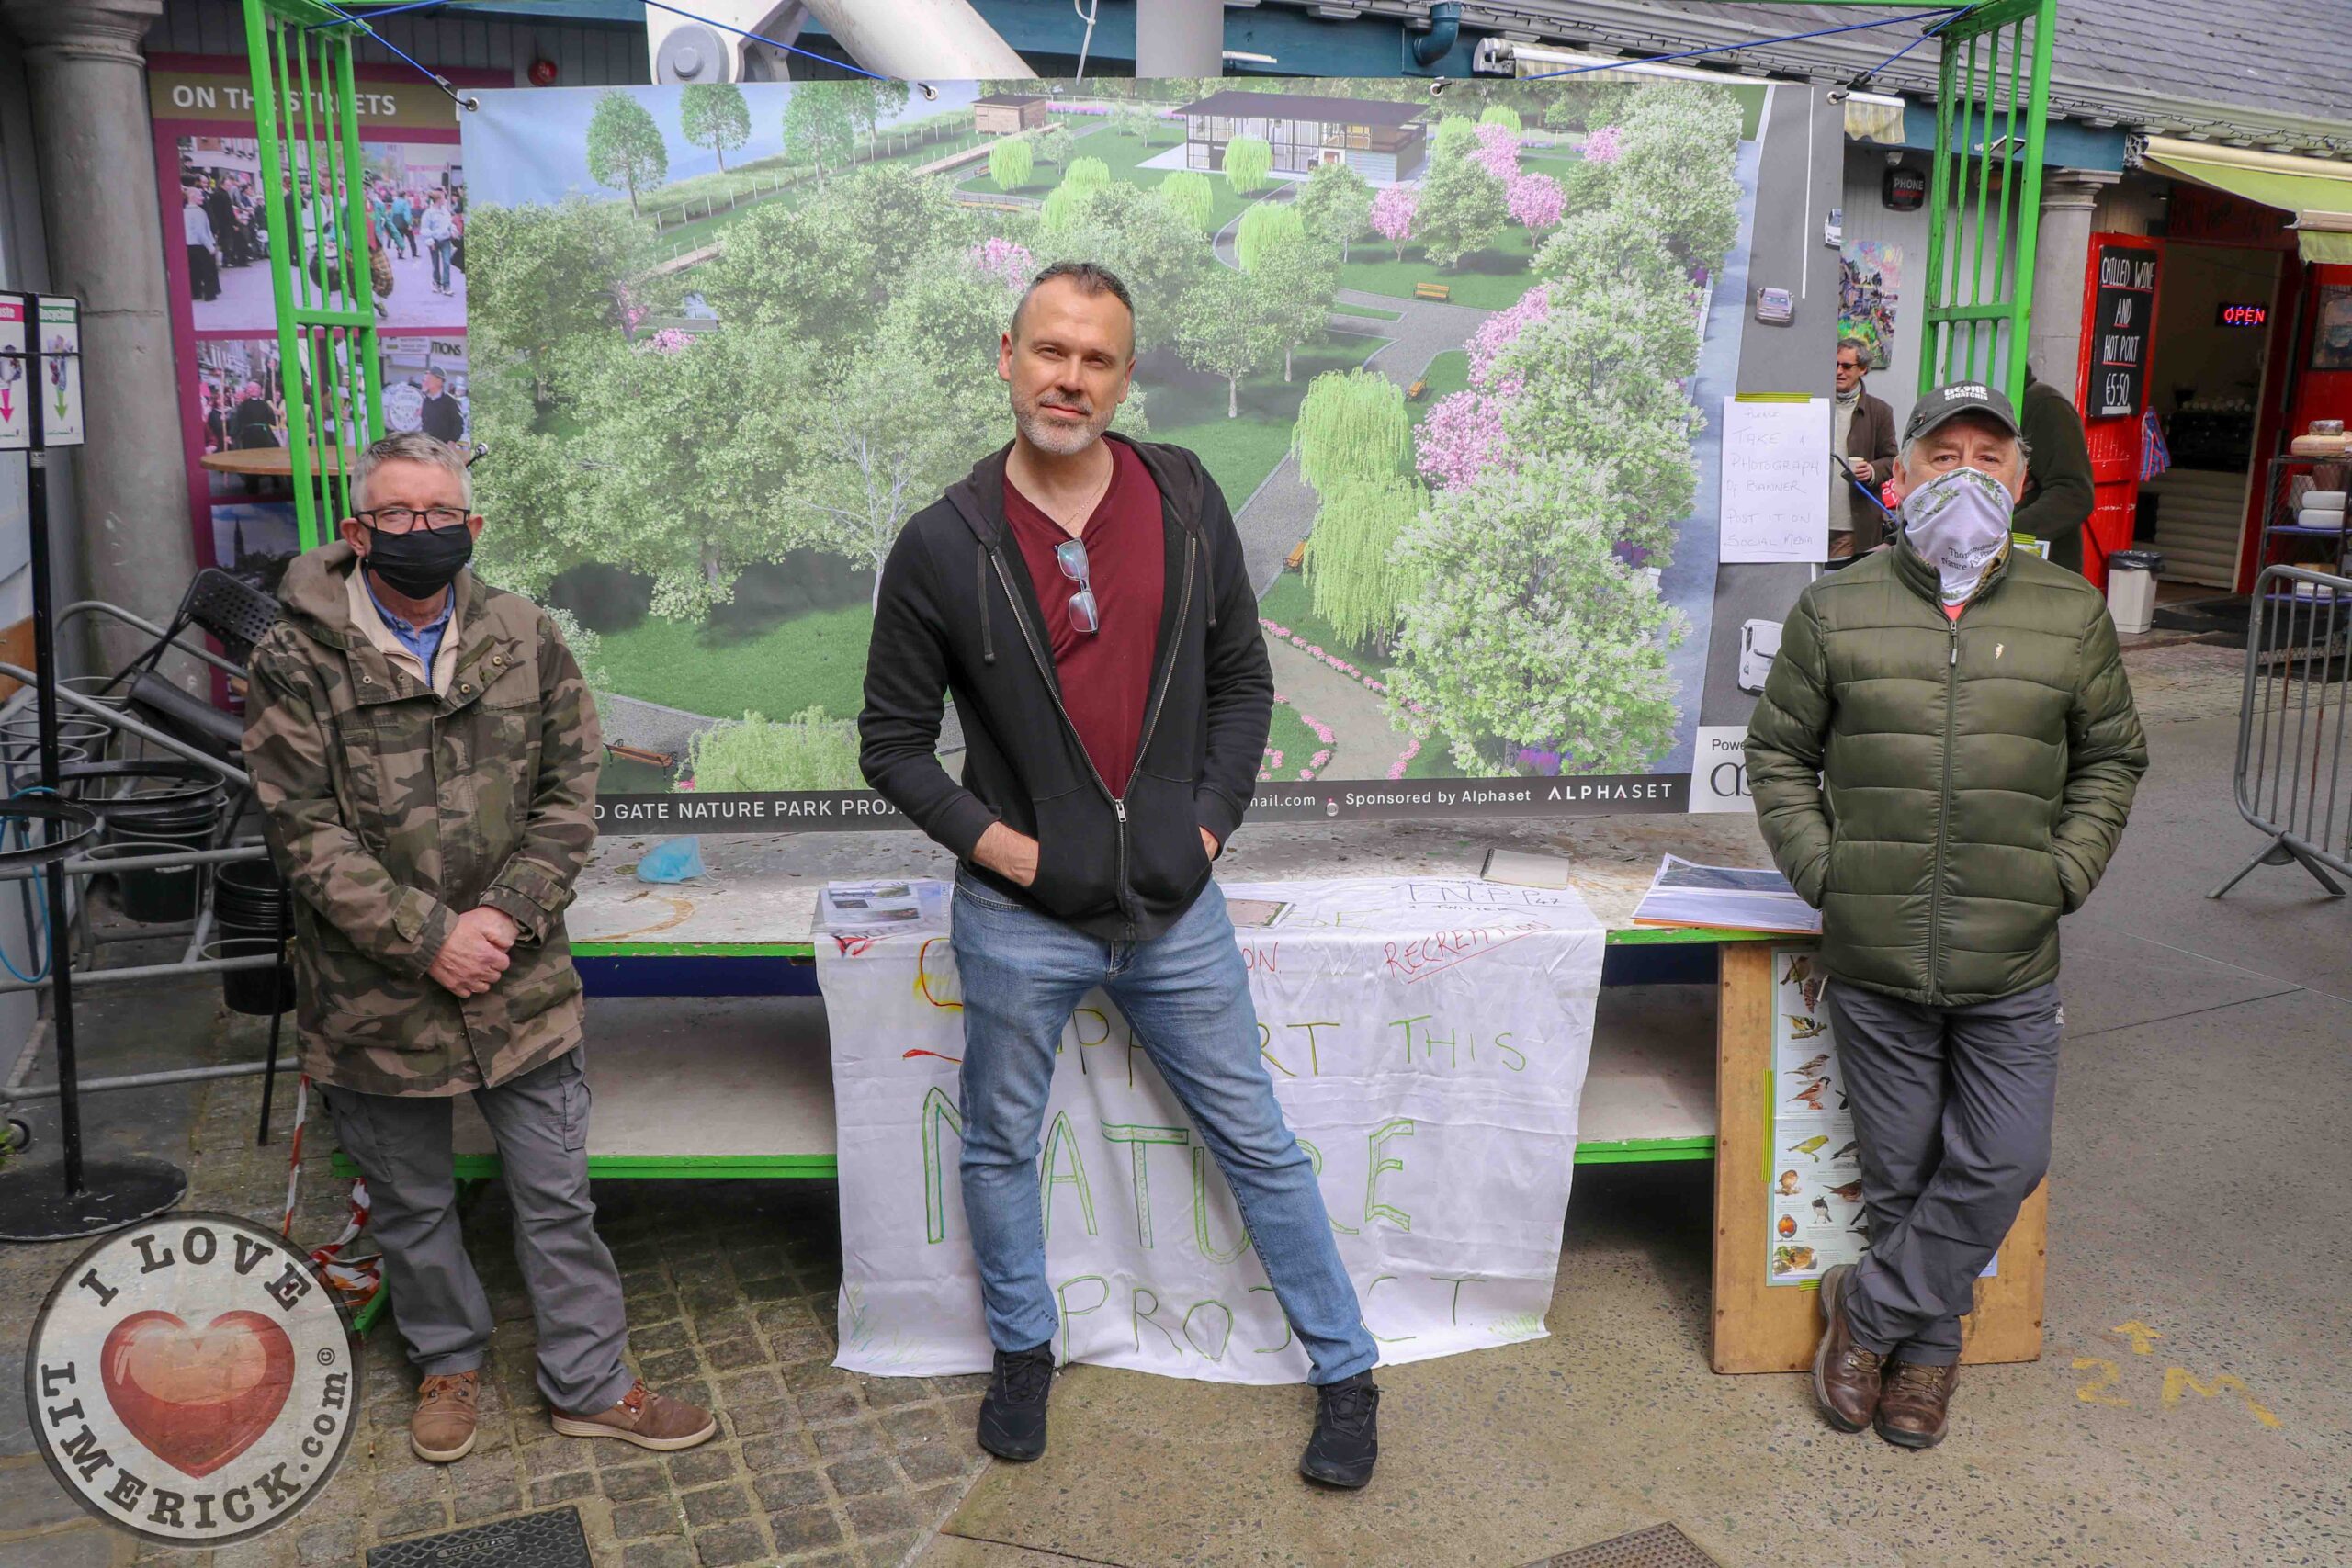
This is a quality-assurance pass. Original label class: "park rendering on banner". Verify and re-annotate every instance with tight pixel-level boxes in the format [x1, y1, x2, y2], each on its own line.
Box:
[458, 73, 1766, 827]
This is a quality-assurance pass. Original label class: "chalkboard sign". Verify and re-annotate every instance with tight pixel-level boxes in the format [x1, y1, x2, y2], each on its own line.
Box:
[2087, 242, 2158, 419]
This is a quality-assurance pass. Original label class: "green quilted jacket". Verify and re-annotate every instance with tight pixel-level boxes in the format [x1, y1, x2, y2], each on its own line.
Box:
[1745, 536, 2148, 1006]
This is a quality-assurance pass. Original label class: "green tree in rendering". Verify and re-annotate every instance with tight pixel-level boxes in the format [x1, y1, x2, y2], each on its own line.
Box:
[1293, 367, 1409, 492]
[1236, 203, 1305, 274]
[1223, 135, 1273, 196]
[1415, 142, 1509, 270]
[1159, 170, 1215, 235]
[1247, 227, 1341, 381]
[1479, 105, 1523, 133]
[1062, 154, 1113, 195]
[1305, 473, 1424, 652]
[1294, 158, 1373, 263]
[783, 85, 857, 190]
[464, 197, 662, 412]
[1174, 267, 1281, 418]
[989, 135, 1035, 193]
[679, 83, 752, 174]
[1388, 452, 1682, 773]
[584, 91, 667, 216]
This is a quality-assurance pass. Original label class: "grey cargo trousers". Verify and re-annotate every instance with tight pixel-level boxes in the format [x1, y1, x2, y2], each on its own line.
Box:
[323, 1046, 636, 1414]
[1821, 979, 2061, 1366]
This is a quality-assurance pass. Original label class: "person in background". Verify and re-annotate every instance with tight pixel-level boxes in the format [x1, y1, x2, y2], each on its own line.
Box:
[391, 187, 417, 259]
[183, 186, 220, 302]
[232, 379, 279, 450]
[2015, 366, 2097, 572]
[1745, 381, 2146, 1451]
[420, 194, 457, 296]
[1831, 336, 1899, 557]
[244, 432, 718, 1468]
[418, 367, 466, 444]
[859, 261, 1385, 1489]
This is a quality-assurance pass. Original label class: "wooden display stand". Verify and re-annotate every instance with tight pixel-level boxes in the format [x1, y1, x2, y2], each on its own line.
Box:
[1709, 942, 2048, 1373]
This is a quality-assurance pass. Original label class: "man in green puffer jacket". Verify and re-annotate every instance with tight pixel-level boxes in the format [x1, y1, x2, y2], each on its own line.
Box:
[1746, 381, 2147, 1452]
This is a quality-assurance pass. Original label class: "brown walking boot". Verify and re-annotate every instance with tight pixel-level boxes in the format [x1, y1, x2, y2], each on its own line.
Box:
[1811, 1263, 1883, 1433]
[411, 1371, 480, 1463]
[1876, 1360, 1957, 1450]
[551, 1378, 718, 1452]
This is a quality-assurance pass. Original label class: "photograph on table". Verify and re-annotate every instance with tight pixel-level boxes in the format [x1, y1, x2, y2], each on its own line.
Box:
[456, 73, 1801, 827]
[173, 134, 469, 335]
[190, 336, 288, 483]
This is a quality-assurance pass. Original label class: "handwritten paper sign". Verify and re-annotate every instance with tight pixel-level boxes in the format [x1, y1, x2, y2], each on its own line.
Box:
[1720, 396, 1831, 563]
[818, 877, 1605, 1383]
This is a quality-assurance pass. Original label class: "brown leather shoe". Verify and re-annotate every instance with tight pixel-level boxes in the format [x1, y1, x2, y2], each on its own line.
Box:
[551, 1379, 718, 1451]
[1876, 1359, 1956, 1450]
[1811, 1263, 1883, 1433]
[411, 1371, 480, 1463]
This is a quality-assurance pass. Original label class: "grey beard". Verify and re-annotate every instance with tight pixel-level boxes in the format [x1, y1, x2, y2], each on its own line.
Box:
[1015, 401, 1105, 456]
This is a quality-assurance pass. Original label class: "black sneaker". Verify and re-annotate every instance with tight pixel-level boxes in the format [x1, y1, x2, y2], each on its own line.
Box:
[1299, 1371, 1380, 1488]
[977, 1343, 1056, 1462]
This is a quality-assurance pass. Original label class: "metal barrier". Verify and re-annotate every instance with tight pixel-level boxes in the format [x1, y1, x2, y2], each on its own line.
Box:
[2212, 564, 2352, 899]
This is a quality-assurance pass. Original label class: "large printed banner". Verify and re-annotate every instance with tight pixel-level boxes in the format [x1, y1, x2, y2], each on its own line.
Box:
[818, 877, 1605, 1382]
[457, 73, 1779, 830]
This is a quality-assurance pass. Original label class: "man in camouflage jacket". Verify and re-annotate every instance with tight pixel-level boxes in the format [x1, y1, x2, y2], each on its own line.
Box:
[245, 432, 714, 1464]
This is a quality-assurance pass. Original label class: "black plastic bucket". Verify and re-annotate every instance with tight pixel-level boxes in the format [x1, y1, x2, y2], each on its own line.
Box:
[203, 937, 296, 1016]
[85, 837, 200, 923]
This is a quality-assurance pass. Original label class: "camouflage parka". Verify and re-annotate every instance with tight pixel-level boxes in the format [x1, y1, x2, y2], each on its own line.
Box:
[243, 542, 600, 1097]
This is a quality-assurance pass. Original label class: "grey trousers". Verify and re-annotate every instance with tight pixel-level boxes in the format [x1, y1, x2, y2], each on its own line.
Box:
[1822, 979, 2061, 1366]
[323, 1046, 636, 1414]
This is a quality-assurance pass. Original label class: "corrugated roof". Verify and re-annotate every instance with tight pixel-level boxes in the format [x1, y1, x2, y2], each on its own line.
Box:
[1173, 90, 1429, 126]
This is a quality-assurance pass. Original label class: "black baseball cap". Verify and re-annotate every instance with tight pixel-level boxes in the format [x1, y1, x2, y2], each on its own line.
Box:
[1904, 380, 2022, 445]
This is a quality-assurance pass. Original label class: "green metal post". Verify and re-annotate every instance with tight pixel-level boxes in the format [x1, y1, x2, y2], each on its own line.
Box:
[2004, 0, 2057, 403]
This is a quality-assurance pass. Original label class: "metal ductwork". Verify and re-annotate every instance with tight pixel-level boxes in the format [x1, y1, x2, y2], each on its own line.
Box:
[648, 0, 1034, 85]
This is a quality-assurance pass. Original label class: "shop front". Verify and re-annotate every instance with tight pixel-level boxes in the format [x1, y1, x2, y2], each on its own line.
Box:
[2086, 142, 2352, 596]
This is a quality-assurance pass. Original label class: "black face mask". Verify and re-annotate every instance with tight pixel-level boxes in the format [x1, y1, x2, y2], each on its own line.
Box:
[364, 521, 474, 600]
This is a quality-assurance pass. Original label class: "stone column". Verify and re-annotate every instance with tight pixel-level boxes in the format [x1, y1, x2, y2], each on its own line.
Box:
[3, 0, 202, 687]
[1136, 0, 1224, 77]
[2026, 169, 2121, 399]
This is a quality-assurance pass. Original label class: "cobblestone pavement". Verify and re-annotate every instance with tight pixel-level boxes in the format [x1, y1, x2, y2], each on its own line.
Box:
[1, 1005, 987, 1568]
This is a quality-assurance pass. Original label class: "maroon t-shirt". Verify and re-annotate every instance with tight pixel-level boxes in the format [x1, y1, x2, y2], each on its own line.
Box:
[1003, 441, 1165, 792]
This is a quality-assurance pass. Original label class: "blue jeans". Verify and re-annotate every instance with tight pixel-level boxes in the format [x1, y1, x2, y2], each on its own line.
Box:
[950, 874, 1377, 1384]
[429, 237, 453, 289]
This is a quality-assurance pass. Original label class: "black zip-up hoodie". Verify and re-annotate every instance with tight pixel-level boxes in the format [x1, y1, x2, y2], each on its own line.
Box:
[858, 433, 1273, 942]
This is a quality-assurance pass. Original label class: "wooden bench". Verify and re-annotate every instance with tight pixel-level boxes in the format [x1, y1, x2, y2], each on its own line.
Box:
[1284, 538, 1307, 572]
[1406, 378, 1429, 401]
[1414, 281, 1451, 301]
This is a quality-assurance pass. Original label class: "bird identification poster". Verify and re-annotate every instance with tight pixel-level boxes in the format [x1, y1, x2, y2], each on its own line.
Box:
[818, 876, 1606, 1382]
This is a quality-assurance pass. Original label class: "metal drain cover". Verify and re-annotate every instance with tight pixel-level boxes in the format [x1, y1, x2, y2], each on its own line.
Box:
[1528, 1522, 1724, 1568]
[368, 1506, 593, 1568]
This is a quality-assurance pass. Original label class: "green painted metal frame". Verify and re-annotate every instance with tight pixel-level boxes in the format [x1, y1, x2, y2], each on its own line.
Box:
[1917, 0, 2057, 404]
[241, 0, 385, 551]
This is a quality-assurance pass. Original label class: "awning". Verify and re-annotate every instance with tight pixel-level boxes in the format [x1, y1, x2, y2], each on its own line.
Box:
[2141, 137, 2352, 264]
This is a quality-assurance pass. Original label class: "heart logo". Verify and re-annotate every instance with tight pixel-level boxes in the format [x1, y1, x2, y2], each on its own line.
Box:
[99, 1310, 296, 1479]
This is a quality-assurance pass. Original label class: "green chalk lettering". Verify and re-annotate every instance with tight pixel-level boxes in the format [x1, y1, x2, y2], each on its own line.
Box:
[921, 1086, 965, 1245]
[1496, 1032, 1527, 1072]
[1298, 1138, 1359, 1235]
[1433, 1273, 1486, 1325]
[1390, 1014, 1433, 1067]
[1038, 1111, 1098, 1240]
[1131, 1287, 1183, 1357]
[1286, 1021, 1340, 1077]
[1101, 1122, 1188, 1247]
[1248, 1284, 1293, 1353]
[1070, 1008, 1112, 1075]
[1183, 1300, 1235, 1361]
[1365, 1118, 1415, 1231]
[1191, 1146, 1252, 1264]
[1056, 1276, 1108, 1364]
[1259, 1021, 1295, 1077]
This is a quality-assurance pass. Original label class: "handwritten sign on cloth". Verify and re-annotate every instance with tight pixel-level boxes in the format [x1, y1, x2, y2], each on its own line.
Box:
[1720, 396, 1831, 563]
[818, 877, 1606, 1383]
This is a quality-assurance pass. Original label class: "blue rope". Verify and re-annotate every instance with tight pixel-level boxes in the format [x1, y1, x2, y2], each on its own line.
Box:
[313, 1, 481, 107]
[2, 784, 58, 985]
[1857, 5, 1967, 85]
[1517, 7, 1969, 81]
[312, 0, 897, 90]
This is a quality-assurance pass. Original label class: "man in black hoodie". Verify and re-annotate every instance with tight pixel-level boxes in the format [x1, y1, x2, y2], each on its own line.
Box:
[859, 262, 1382, 1488]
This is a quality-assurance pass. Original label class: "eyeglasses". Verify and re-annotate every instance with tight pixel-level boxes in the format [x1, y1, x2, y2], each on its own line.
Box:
[1055, 538, 1100, 635]
[1836, 359, 1865, 373]
[355, 506, 466, 534]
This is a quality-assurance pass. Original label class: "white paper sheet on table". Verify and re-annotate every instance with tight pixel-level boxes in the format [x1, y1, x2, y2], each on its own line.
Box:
[817, 876, 1606, 1383]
